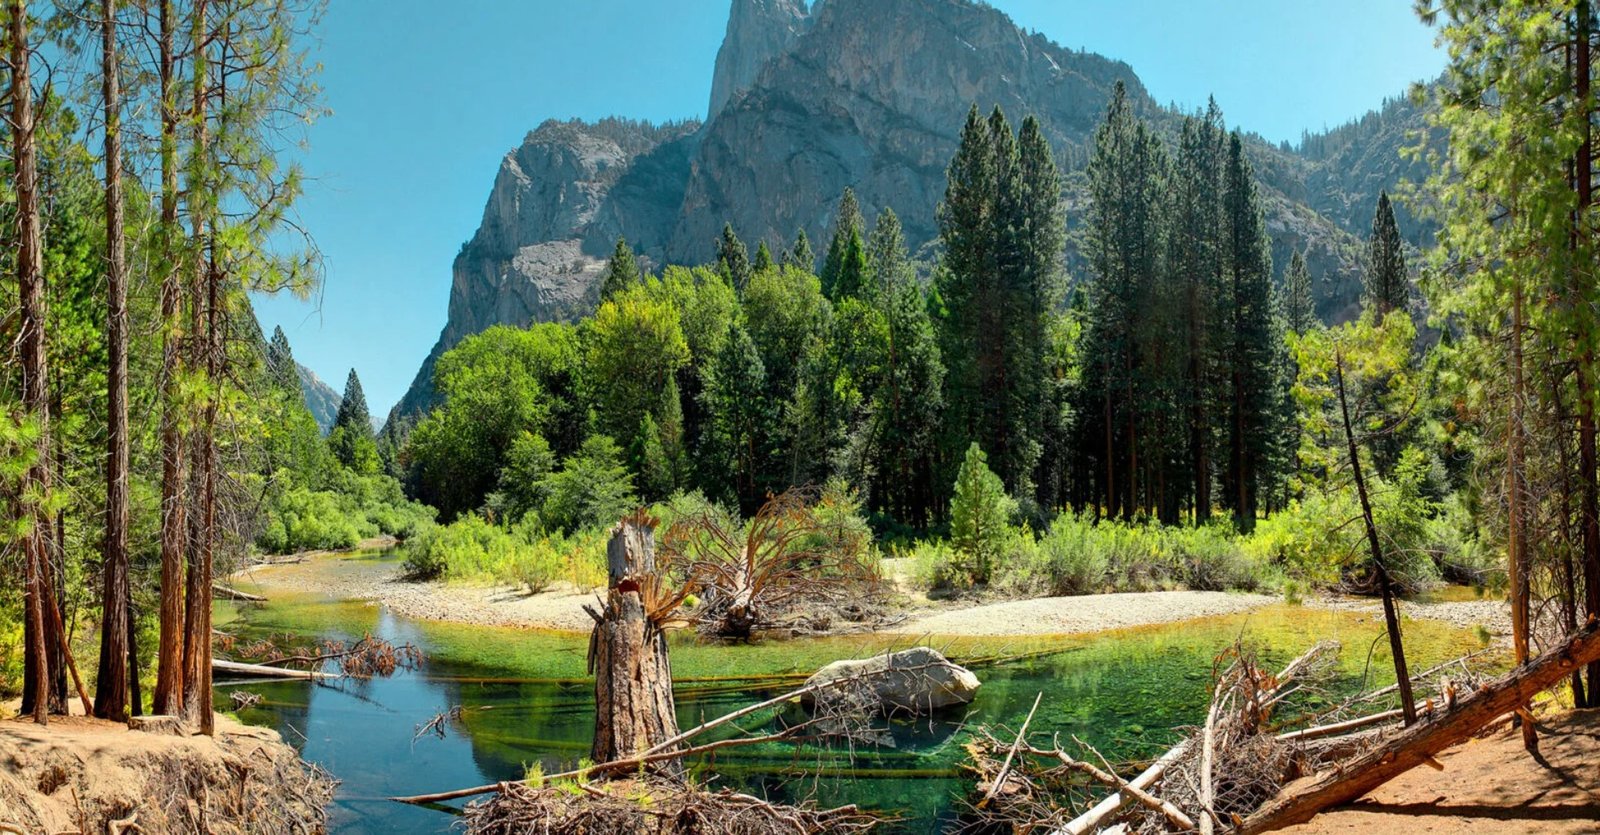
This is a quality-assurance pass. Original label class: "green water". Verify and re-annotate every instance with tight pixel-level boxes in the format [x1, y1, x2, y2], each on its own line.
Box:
[218, 555, 1497, 833]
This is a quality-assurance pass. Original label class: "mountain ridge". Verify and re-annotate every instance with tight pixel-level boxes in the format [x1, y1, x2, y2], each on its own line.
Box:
[387, 0, 1431, 427]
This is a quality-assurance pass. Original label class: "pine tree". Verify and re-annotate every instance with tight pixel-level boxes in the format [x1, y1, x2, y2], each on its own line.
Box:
[1284, 250, 1316, 334]
[1218, 132, 1278, 532]
[601, 237, 643, 301]
[266, 326, 300, 395]
[1077, 83, 1169, 519]
[702, 323, 771, 512]
[830, 227, 869, 301]
[867, 207, 913, 298]
[821, 188, 864, 299]
[949, 443, 1015, 585]
[1365, 191, 1409, 316]
[753, 240, 774, 273]
[786, 227, 815, 272]
[334, 369, 372, 436]
[717, 223, 751, 292]
[1164, 102, 1226, 523]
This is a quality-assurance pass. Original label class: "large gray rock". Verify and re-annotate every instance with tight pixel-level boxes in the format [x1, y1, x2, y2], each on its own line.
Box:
[708, 0, 813, 119]
[804, 646, 980, 714]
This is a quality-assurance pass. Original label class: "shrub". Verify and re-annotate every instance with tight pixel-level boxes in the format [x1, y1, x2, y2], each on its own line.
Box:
[541, 435, 638, 533]
[1011, 511, 1107, 595]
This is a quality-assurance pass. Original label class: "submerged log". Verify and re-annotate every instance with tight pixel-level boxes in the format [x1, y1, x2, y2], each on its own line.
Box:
[1240, 619, 1600, 833]
[213, 584, 266, 602]
[212, 659, 337, 681]
[587, 513, 683, 779]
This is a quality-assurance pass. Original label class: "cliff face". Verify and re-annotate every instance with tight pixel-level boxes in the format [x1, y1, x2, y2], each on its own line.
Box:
[390, 0, 1428, 423]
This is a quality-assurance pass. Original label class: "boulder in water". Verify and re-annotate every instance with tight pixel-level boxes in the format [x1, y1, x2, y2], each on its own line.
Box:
[803, 646, 980, 715]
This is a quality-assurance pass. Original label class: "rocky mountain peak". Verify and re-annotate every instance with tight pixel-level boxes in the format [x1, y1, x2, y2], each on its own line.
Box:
[708, 0, 813, 119]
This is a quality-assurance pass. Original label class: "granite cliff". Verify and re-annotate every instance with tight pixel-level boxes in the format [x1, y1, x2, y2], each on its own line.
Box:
[389, 0, 1431, 423]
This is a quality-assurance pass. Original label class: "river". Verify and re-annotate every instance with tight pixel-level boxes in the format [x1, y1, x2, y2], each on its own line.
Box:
[216, 552, 1495, 833]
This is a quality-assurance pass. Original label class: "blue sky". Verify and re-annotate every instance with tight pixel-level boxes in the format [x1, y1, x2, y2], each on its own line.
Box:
[252, 0, 1444, 417]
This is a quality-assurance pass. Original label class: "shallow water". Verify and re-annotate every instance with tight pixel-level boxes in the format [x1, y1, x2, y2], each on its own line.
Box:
[218, 554, 1498, 833]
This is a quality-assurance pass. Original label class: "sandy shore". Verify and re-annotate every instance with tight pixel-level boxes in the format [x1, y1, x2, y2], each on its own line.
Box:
[884, 590, 1279, 636]
[232, 554, 600, 631]
[234, 552, 1512, 640]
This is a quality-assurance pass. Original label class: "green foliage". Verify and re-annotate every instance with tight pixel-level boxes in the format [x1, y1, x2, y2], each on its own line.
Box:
[601, 237, 643, 301]
[1364, 191, 1409, 316]
[582, 287, 690, 455]
[540, 435, 638, 534]
[948, 444, 1017, 585]
[409, 324, 578, 519]
[487, 432, 555, 525]
[717, 223, 751, 292]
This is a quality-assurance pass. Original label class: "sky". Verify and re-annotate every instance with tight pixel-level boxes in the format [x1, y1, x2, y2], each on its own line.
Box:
[252, 0, 1446, 418]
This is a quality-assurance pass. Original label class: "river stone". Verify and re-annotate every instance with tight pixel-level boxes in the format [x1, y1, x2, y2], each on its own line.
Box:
[803, 646, 980, 715]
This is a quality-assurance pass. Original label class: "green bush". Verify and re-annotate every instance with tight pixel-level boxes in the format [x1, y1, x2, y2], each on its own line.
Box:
[949, 444, 1016, 585]
[258, 486, 361, 553]
[1006, 511, 1108, 595]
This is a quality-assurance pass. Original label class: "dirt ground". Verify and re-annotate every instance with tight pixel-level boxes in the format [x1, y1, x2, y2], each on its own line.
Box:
[0, 706, 334, 833]
[1285, 708, 1600, 834]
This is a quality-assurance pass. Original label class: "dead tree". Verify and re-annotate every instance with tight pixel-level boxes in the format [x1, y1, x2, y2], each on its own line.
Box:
[586, 513, 688, 778]
[1239, 618, 1600, 833]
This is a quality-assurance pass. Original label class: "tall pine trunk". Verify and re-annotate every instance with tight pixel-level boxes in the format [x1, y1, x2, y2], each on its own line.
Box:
[180, 0, 211, 729]
[1573, 2, 1600, 708]
[1507, 280, 1535, 749]
[94, 0, 132, 722]
[153, 0, 188, 717]
[10, 0, 52, 727]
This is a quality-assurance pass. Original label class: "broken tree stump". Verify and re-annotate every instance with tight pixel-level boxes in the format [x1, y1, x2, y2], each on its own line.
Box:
[1240, 619, 1600, 833]
[587, 513, 683, 779]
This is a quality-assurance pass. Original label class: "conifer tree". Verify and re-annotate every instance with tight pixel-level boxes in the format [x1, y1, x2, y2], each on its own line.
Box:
[717, 223, 751, 291]
[786, 227, 815, 271]
[1077, 83, 1169, 519]
[266, 326, 300, 394]
[821, 188, 864, 299]
[600, 237, 642, 301]
[753, 240, 774, 273]
[1365, 191, 1409, 316]
[1284, 250, 1317, 334]
[867, 208, 913, 297]
[334, 369, 372, 436]
[1218, 132, 1278, 532]
[703, 323, 771, 512]
[829, 228, 869, 301]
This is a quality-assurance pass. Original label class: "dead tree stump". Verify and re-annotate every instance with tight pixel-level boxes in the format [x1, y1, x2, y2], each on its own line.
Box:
[587, 515, 683, 778]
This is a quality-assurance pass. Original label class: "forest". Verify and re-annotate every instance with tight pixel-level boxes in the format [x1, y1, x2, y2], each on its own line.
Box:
[6, 0, 1600, 833]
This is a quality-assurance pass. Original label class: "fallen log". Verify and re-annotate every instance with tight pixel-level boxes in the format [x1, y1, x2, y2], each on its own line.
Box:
[214, 583, 266, 602]
[1053, 741, 1190, 835]
[1275, 708, 1405, 743]
[213, 658, 337, 681]
[1239, 619, 1600, 833]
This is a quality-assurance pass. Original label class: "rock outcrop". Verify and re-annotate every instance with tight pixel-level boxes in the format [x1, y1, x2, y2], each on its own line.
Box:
[390, 0, 1432, 425]
[296, 362, 341, 434]
[804, 646, 981, 714]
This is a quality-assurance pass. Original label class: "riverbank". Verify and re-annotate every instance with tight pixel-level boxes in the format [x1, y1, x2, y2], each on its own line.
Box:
[232, 550, 1512, 641]
[1283, 707, 1600, 834]
[0, 709, 333, 832]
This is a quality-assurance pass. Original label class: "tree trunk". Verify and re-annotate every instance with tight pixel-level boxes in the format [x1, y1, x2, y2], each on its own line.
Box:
[10, 0, 52, 727]
[1573, 0, 1600, 708]
[180, 0, 211, 729]
[1336, 350, 1417, 724]
[1239, 619, 1600, 833]
[94, 0, 132, 723]
[1506, 279, 1535, 749]
[587, 517, 683, 778]
[153, 0, 188, 718]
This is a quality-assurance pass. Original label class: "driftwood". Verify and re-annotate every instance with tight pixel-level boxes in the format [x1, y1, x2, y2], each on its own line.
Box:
[213, 583, 266, 602]
[1239, 619, 1600, 833]
[213, 659, 337, 680]
[1275, 708, 1405, 742]
[980, 692, 1041, 807]
[1054, 741, 1191, 835]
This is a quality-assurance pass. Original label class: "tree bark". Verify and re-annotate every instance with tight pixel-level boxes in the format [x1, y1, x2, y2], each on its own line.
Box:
[1336, 350, 1416, 724]
[1573, 0, 1600, 708]
[152, 0, 188, 718]
[1239, 619, 1600, 833]
[9, 0, 52, 727]
[180, 0, 211, 731]
[1506, 279, 1535, 749]
[587, 518, 683, 778]
[94, 0, 132, 723]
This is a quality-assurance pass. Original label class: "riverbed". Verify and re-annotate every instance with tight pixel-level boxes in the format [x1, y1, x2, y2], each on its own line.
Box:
[216, 552, 1500, 833]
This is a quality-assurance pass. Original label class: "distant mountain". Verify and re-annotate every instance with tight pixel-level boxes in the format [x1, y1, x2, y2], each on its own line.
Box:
[388, 0, 1435, 425]
[297, 363, 341, 435]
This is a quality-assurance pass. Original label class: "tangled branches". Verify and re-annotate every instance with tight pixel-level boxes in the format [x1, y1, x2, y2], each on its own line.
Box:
[223, 631, 423, 679]
[659, 488, 882, 639]
[464, 777, 881, 835]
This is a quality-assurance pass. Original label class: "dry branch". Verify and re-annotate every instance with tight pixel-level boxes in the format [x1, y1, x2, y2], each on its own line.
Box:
[1240, 619, 1600, 833]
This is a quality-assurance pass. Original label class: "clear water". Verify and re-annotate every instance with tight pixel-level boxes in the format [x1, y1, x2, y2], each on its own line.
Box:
[217, 555, 1497, 834]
